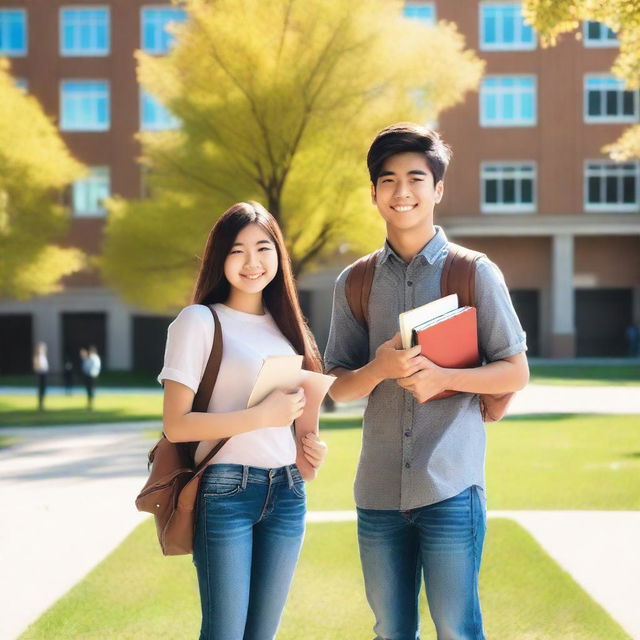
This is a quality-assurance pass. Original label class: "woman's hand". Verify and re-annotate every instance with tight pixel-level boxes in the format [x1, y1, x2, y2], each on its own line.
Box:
[302, 432, 328, 470]
[258, 387, 305, 428]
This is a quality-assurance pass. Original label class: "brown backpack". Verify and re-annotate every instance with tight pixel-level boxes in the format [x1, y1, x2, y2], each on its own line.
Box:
[135, 305, 229, 555]
[345, 242, 514, 422]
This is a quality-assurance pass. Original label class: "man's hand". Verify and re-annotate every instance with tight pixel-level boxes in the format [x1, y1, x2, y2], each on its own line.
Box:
[302, 432, 328, 469]
[371, 332, 426, 381]
[396, 355, 449, 403]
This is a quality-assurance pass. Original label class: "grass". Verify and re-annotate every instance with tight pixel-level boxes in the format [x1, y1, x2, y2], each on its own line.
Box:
[0, 394, 162, 427]
[0, 435, 18, 450]
[0, 370, 159, 388]
[303, 414, 640, 511]
[529, 363, 639, 386]
[20, 518, 630, 640]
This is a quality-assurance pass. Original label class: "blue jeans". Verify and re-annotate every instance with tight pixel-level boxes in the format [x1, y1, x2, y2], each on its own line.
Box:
[193, 464, 306, 640]
[357, 486, 486, 640]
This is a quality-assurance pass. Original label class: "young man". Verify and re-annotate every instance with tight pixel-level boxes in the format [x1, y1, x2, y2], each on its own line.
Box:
[324, 123, 529, 640]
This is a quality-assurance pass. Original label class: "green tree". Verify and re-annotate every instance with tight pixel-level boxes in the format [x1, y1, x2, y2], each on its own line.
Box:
[523, 0, 640, 160]
[101, 0, 484, 312]
[0, 60, 85, 299]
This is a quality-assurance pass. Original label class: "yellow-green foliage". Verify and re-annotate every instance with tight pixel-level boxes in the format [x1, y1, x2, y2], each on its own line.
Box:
[524, 0, 640, 160]
[0, 59, 85, 299]
[101, 0, 484, 312]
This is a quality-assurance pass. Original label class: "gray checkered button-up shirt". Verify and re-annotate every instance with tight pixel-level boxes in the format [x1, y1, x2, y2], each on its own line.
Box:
[324, 227, 527, 511]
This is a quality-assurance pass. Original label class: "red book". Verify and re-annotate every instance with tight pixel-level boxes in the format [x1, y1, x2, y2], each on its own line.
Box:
[412, 306, 480, 401]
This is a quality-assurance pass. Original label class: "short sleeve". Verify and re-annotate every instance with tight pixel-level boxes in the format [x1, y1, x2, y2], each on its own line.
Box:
[475, 258, 527, 362]
[157, 305, 215, 393]
[324, 266, 369, 373]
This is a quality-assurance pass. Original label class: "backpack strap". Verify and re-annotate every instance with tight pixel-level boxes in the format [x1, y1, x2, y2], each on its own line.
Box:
[345, 250, 383, 329]
[440, 242, 486, 307]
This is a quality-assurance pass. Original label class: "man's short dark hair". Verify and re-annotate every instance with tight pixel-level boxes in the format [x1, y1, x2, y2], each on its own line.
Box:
[367, 123, 452, 187]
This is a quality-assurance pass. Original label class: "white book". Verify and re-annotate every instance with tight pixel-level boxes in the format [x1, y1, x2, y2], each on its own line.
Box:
[398, 294, 459, 349]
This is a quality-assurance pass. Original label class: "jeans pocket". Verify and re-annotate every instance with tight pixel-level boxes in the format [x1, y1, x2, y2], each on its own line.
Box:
[291, 481, 306, 499]
[202, 480, 243, 498]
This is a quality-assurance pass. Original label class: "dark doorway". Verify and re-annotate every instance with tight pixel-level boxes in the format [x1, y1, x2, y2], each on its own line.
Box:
[0, 314, 33, 374]
[510, 290, 540, 357]
[62, 312, 107, 371]
[132, 316, 173, 371]
[575, 289, 633, 356]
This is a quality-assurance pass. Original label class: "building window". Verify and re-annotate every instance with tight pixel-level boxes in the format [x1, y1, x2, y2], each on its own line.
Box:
[60, 80, 110, 131]
[403, 2, 435, 24]
[481, 163, 536, 213]
[584, 75, 639, 123]
[60, 7, 110, 56]
[15, 78, 28, 91]
[72, 167, 110, 217]
[583, 21, 618, 47]
[480, 3, 535, 50]
[141, 7, 186, 54]
[480, 76, 536, 127]
[140, 90, 180, 130]
[0, 9, 27, 56]
[584, 162, 640, 212]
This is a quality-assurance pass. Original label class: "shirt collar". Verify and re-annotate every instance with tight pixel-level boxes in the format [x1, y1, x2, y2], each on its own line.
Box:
[379, 226, 448, 266]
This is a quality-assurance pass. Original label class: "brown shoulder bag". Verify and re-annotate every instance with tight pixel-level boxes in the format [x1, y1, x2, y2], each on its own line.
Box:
[135, 305, 228, 555]
[344, 243, 514, 422]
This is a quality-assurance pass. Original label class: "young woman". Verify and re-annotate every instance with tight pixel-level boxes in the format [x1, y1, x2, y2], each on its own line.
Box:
[158, 201, 328, 640]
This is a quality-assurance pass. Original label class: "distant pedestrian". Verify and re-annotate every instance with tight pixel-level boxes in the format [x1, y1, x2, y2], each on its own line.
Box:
[80, 346, 101, 410]
[32, 342, 49, 411]
[626, 324, 640, 357]
[63, 354, 74, 395]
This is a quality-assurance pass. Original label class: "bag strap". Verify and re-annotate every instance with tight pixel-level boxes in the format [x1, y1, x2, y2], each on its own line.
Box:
[440, 242, 485, 307]
[345, 250, 382, 329]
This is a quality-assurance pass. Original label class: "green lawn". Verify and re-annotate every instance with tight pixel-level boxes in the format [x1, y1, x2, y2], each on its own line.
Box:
[0, 394, 162, 427]
[529, 363, 639, 386]
[305, 414, 640, 511]
[20, 518, 629, 640]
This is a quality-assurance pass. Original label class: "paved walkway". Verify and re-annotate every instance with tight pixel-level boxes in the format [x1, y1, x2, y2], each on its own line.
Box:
[1, 384, 639, 639]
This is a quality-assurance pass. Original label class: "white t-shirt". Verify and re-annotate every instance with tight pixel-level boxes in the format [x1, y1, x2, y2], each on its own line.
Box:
[158, 303, 298, 468]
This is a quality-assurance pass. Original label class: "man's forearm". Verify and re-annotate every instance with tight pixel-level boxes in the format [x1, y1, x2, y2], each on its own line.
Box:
[327, 362, 383, 402]
[443, 353, 529, 395]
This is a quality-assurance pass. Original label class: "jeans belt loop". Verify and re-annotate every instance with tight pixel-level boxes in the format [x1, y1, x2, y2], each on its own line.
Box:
[285, 465, 294, 488]
[241, 465, 249, 490]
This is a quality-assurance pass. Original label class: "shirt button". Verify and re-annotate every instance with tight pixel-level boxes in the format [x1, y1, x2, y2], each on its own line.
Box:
[404, 431, 411, 437]
[405, 462, 411, 469]
[407, 280, 413, 286]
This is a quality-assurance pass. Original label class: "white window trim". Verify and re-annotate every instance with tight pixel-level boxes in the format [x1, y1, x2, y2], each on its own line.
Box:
[583, 74, 639, 124]
[140, 5, 186, 54]
[72, 166, 110, 217]
[60, 6, 110, 57]
[403, 1, 436, 24]
[582, 20, 619, 48]
[480, 74, 537, 127]
[481, 161, 537, 213]
[583, 160, 640, 213]
[60, 79, 111, 132]
[479, 2, 536, 51]
[0, 8, 28, 57]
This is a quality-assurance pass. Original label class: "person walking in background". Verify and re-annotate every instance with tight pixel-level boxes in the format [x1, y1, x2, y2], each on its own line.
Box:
[80, 346, 101, 410]
[32, 342, 49, 412]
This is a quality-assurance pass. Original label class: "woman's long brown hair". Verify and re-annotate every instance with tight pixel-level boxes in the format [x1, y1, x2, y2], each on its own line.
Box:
[192, 202, 322, 373]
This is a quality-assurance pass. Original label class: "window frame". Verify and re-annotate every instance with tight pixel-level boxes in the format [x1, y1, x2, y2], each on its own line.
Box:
[583, 74, 639, 124]
[72, 166, 111, 217]
[479, 2, 536, 51]
[140, 5, 187, 54]
[582, 20, 619, 48]
[0, 8, 27, 57]
[59, 6, 110, 57]
[480, 74, 537, 127]
[583, 161, 640, 213]
[480, 161, 537, 213]
[402, 1, 436, 24]
[60, 79, 111, 132]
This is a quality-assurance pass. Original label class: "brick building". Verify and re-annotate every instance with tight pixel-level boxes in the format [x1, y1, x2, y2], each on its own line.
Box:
[0, 1, 638, 375]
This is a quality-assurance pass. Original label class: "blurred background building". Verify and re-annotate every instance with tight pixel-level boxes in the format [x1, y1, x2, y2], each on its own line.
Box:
[0, 0, 638, 375]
